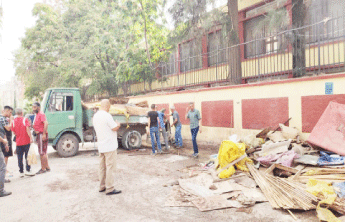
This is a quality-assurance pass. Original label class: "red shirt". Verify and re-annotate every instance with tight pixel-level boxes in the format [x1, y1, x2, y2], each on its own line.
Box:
[11, 117, 31, 146]
[33, 112, 47, 133]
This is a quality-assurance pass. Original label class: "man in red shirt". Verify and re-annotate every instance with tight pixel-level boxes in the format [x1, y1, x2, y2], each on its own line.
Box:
[32, 102, 50, 174]
[11, 108, 34, 177]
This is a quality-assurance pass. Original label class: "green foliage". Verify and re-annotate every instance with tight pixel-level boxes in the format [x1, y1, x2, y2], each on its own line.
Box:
[15, 0, 170, 98]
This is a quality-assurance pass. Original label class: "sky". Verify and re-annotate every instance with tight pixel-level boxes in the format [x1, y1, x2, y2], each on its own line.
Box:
[0, 0, 41, 85]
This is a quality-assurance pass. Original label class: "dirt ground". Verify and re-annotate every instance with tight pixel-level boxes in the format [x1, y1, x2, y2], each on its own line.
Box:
[1, 140, 319, 222]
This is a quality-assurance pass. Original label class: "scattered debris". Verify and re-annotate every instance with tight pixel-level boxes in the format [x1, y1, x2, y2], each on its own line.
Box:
[164, 111, 345, 221]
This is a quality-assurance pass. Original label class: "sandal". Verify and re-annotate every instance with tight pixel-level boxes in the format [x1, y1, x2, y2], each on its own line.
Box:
[36, 169, 47, 175]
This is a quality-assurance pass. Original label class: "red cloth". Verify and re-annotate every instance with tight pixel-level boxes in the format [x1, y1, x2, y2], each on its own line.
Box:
[307, 101, 345, 155]
[11, 117, 31, 146]
[33, 112, 46, 133]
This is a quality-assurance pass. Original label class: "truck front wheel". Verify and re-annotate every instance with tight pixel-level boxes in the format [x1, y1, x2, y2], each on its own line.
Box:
[56, 134, 79, 157]
[122, 130, 142, 150]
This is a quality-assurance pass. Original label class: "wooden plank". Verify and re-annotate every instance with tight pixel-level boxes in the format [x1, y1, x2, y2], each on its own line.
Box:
[265, 164, 299, 175]
[265, 164, 277, 175]
[217, 154, 247, 176]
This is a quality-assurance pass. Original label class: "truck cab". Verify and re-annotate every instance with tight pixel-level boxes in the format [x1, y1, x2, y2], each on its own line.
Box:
[40, 88, 147, 157]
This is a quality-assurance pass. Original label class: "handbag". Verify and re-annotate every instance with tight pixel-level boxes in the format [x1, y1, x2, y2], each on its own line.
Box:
[27, 144, 37, 165]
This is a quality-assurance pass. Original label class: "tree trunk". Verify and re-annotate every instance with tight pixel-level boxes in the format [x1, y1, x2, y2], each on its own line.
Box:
[292, 0, 306, 77]
[122, 82, 129, 97]
[227, 0, 242, 84]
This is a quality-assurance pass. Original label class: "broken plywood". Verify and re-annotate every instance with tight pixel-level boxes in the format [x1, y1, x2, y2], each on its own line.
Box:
[191, 195, 244, 212]
[178, 173, 214, 197]
[165, 186, 195, 207]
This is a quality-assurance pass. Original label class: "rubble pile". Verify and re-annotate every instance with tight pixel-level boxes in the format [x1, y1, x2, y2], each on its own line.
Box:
[165, 118, 345, 221]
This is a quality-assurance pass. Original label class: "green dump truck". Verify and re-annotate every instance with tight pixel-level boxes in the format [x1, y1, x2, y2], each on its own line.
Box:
[39, 88, 148, 157]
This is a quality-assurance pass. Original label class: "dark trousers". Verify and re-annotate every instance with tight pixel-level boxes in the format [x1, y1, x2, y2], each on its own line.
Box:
[17, 144, 31, 173]
[191, 126, 199, 154]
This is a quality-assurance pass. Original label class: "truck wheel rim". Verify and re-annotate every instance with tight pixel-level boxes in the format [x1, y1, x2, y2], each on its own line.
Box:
[127, 132, 141, 147]
[62, 139, 75, 152]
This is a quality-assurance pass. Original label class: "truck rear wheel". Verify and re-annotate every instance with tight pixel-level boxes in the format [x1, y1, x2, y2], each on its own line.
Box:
[122, 130, 142, 150]
[56, 134, 79, 157]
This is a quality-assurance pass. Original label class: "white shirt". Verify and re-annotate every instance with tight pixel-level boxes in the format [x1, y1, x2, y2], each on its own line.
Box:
[93, 110, 118, 153]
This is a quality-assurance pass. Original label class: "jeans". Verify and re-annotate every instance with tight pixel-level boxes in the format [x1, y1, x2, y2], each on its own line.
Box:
[160, 127, 169, 149]
[175, 125, 183, 147]
[191, 126, 199, 154]
[17, 144, 31, 173]
[0, 151, 6, 193]
[150, 126, 162, 153]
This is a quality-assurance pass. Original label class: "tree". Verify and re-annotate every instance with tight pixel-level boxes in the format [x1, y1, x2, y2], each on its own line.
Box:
[15, 0, 169, 98]
[169, 0, 242, 84]
[291, 0, 306, 77]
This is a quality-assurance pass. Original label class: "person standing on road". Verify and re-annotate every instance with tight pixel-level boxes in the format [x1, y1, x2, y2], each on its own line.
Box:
[32, 102, 50, 174]
[186, 102, 202, 158]
[0, 129, 11, 197]
[157, 108, 170, 150]
[93, 99, 122, 195]
[0, 106, 14, 177]
[11, 108, 35, 177]
[170, 106, 182, 148]
[147, 104, 162, 155]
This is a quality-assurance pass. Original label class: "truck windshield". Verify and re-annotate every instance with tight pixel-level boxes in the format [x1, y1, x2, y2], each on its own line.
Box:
[41, 91, 50, 112]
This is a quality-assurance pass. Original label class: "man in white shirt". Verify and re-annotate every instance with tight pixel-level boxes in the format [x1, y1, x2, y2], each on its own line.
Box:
[93, 99, 121, 195]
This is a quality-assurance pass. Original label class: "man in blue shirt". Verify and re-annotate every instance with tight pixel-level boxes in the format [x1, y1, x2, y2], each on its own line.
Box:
[157, 108, 169, 150]
[186, 102, 202, 157]
[170, 106, 182, 148]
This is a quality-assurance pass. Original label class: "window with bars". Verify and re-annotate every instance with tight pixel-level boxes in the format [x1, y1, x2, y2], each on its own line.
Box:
[305, 0, 345, 43]
[179, 40, 202, 72]
[159, 52, 176, 76]
[208, 30, 227, 66]
[244, 14, 288, 58]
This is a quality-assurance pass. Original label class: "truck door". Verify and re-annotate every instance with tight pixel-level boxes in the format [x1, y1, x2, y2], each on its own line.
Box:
[45, 91, 76, 139]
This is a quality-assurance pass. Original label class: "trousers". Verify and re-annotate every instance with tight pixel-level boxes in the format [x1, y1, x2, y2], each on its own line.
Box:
[191, 126, 199, 154]
[99, 150, 117, 193]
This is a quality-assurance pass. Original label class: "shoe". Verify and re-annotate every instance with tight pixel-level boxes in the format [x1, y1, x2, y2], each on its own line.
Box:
[25, 171, 35, 176]
[20, 173, 25, 178]
[4, 179, 10, 183]
[99, 188, 106, 193]
[106, 190, 122, 195]
[192, 153, 199, 158]
[151, 152, 156, 156]
[46, 168, 51, 172]
[158, 150, 163, 154]
[0, 190, 12, 197]
[36, 169, 47, 175]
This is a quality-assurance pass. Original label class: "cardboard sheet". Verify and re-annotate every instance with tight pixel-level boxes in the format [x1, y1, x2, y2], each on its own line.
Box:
[307, 101, 345, 155]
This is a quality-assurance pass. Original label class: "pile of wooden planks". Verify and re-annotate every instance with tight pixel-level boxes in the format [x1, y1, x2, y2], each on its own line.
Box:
[295, 167, 345, 183]
[247, 163, 318, 210]
[109, 97, 129, 104]
[330, 198, 345, 215]
[134, 101, 149, 108]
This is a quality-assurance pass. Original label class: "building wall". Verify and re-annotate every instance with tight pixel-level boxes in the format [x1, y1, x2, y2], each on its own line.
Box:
[119, 0, 345, 96]
[128, 73, 345, 144]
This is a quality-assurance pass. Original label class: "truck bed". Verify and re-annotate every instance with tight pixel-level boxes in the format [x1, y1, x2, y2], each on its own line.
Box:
[83, 109, 148, 127]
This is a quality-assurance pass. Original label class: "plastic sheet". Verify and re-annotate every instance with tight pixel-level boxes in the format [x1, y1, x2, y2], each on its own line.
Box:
[317, 151, 345, 166]
[307, 179, 340, 222]
[217, 141, 252, 179]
